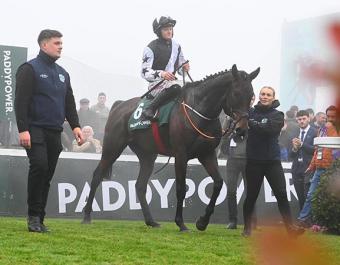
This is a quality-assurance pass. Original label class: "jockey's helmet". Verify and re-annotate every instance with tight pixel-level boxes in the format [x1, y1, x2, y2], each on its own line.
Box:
[153, 16, 176, 37]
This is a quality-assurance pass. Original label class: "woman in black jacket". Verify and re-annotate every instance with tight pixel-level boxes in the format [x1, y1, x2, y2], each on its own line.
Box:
[242, 86, 304, 237]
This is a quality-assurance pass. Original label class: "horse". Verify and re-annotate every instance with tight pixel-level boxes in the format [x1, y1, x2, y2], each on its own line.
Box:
[83, 64, 260, 231]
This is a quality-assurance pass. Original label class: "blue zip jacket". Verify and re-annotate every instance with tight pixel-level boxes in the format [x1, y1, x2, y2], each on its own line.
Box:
[15, 50, 79, 132]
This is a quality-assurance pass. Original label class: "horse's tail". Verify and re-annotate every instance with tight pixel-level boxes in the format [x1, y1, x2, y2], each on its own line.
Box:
[99, 99, 129, 180]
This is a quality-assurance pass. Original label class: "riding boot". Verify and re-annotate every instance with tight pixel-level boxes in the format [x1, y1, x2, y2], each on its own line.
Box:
[142, 84, 181, 120]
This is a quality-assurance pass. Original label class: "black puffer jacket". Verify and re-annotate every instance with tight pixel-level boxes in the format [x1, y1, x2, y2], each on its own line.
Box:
[246, 100, 284, 161]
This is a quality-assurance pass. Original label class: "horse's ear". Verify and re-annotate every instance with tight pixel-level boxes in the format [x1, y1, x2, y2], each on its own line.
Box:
[249, 67, 260, 80]
[231, 64, 239, 79]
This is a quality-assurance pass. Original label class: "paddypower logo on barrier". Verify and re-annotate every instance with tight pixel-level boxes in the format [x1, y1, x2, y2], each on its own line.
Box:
[1, 45, 27, 119]
[57, 173, 297, 213]
[2, 50, 14, 115]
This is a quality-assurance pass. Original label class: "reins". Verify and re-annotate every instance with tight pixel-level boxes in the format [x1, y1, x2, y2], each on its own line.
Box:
[181, 101, 217, 139]
[181, 101, 242, 140]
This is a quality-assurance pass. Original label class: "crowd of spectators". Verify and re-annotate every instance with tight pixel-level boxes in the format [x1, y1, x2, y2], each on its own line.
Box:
[221, 101, 339, 233]
[278, 105, 328, 162]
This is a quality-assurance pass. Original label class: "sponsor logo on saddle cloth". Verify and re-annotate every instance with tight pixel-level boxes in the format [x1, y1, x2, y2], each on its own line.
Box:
[128, 98, 176, 131]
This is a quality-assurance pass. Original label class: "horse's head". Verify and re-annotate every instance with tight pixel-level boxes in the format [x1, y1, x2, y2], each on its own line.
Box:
[223, 64, 260, 132]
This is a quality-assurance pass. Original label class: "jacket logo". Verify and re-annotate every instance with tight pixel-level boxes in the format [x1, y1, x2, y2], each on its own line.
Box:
[261, 118, 268, 123]
[59, 74, 65, 83]
[40, 74, 48, 78]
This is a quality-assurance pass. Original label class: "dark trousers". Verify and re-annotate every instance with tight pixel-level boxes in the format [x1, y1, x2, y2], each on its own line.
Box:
[292, 171, 309, 210]
[226, 158, 257, 224]
[226, 158, 245, 223]
[243, 160, 293, 230]
[26, 126, 62, 221]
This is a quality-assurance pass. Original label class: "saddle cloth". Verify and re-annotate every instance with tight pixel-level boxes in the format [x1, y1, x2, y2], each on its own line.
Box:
[128, 98, 176, 131]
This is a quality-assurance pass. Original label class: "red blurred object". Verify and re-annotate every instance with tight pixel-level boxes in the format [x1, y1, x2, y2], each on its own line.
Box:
[251, 227, 334, 265]
[328, 22, 340, 116]
[329, 22, 340, 51]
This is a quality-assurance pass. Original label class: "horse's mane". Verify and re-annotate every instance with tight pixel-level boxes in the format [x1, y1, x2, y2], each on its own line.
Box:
[182, 68, 230, 90]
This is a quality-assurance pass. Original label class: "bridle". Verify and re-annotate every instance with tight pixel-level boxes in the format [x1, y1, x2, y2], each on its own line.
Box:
[181, 70, 249, 140]
[181, 101, 248, 140]
[223, 109, 248, 137]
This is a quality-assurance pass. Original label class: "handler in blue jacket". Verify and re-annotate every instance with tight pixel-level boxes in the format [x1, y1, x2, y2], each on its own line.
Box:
[15, 29, 84, 233]
[242, 86, 304, 237]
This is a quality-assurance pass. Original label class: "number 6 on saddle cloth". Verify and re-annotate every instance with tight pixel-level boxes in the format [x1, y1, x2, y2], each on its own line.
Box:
[128, 98, 176, 131]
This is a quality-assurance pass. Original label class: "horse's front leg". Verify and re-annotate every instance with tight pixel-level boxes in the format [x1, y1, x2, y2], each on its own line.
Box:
[174, 155, 189, 232]
[196, 152, 223, 231]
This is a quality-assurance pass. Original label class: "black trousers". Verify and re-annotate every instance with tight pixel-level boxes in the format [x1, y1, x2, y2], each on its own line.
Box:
[226, 158, 257, 224]
[292, 170, 309, 210]
[243, 160, 293, 230]
[26, 126, 62, 221]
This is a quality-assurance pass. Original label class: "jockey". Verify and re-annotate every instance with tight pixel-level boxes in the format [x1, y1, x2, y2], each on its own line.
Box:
[141, 16, 190, 120]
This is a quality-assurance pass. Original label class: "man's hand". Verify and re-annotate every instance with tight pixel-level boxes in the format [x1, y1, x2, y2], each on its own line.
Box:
[292, 138, 302, 150]
[19, 131, 31, 149]
[161, 71, 176, 81]
[73, 127, 84, 145]
[183, 62, 190, 72]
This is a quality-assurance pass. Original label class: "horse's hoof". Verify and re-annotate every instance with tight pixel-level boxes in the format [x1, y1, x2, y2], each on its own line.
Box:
[179, 225, 190, 232]
[146, 221, 161, 228]
[81, 215, 92, 224]
[196, 217, 208, 231]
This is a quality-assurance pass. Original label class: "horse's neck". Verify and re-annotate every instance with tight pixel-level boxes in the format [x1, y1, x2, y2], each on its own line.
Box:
[184, 74, 231, 119]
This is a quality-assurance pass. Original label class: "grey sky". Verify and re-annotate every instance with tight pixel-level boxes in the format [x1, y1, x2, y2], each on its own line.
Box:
[1, 0, 340, 105]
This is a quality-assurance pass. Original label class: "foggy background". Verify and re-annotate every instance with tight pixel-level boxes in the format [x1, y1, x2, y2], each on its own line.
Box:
[1, 0, 340, 108]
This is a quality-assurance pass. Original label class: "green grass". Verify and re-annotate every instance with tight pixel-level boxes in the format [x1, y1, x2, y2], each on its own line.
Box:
[0, 217, 339, 265]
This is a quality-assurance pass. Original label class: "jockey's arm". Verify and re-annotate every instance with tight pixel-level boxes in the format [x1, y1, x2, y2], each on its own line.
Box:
[141, 47, 163, 82]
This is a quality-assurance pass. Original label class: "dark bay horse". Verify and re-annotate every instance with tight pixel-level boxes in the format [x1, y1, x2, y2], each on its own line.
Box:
[83, 65, 260, 231]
